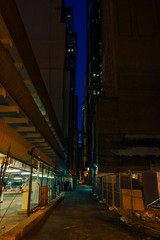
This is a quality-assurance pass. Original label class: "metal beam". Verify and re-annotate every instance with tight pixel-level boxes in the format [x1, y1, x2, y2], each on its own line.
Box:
[39, 147, 51, 150]
[30, 139, 45, 143]
[14, 126, 36, 132]
[36, 143, 49, 147]
[3, 117, 28, 124]
[44, 150, 54, 153]
[0, 105, 19, 113]
[24, 133, 41, 138]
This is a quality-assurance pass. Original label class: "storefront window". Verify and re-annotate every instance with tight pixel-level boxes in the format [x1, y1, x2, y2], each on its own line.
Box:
[0, 154, 64, 232]
[0, 157, 32, 230]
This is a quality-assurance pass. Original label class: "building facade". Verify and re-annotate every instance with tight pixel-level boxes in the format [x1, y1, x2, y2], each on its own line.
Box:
[63, 6, 78, 177]
[15, 0, 78, 177]
[86, 0, 160, 177]
[0, 0, 77, 224]
[84, 0, 101, 183]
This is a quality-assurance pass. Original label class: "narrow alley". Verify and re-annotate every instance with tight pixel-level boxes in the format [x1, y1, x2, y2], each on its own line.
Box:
[23, 186, 139, 240]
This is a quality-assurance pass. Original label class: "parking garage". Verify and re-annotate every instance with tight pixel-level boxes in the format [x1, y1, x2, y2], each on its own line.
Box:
[0, 152, 64, 228]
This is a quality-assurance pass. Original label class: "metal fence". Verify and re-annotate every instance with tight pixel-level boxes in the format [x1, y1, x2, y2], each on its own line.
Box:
[93, 171, 160, 238]
[93, 170, 144, 211]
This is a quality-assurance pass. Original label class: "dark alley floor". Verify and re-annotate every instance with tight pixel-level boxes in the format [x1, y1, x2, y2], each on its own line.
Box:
[23, 186, 143, 240]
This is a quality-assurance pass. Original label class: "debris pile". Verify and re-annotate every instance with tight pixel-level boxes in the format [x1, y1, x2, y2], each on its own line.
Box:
[108, 206, 160, 239]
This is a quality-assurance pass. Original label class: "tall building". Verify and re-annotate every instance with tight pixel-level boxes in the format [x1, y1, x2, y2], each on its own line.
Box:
[63, 6, 78, 177]
[15, 0, 68, 137]
[0, 0, 65, 166]
[0, 0, 77, 223]
[15, 0, 78, 177]
[77, 130, 83, 180]
[63, 7, 77, 92]
[82, 101, 87, 171]
[85, 0, 102, 181]
[86, 0, 160, 177]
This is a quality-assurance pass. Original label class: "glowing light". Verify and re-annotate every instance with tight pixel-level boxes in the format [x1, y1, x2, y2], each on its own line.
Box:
[21, 172, 30, 175]
[6, 169, 21, 173]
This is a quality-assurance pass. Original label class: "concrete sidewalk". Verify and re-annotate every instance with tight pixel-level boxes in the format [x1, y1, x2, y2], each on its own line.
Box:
[21, 186, 140, 240]
[0, 194, 64, 240]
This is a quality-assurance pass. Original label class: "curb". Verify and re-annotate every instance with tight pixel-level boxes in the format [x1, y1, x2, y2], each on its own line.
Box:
[0, 195, 64, 240]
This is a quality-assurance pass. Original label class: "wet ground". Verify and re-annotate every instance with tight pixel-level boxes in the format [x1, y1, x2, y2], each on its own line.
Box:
[24, 186, 142, 240]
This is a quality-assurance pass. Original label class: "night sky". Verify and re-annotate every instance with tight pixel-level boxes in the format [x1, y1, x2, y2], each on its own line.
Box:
[65, 0, 87, 131]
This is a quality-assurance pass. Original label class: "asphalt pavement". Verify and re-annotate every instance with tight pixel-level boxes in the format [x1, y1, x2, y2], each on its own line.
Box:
[23, 186, 141, 240]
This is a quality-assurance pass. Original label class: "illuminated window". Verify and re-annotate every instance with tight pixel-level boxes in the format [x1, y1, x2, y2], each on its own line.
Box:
[132, 174, 138, 179]
[93, 73, 96, 77]
[68, 49, 71, 52]
[97, 73, 99, 77]
[97, 91, 100, 95]
[93, 90, 96, 95]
